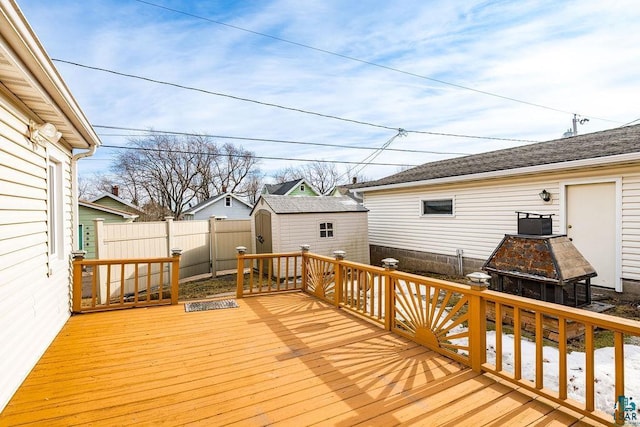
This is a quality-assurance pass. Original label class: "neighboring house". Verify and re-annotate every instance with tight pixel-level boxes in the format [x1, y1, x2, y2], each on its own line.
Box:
[182, 193, 253, 220]
[251, 195, 370, 264]
[326, 185, 364, 204]
[90, 185, 146, 219]
[262, 178, 321, 196]
[0, 2, 101, 411]
[78, 200, 138, 259]
[354, 125, 640, 294]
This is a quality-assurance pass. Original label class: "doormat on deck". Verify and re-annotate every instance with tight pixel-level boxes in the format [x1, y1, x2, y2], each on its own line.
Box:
[184, 299, 239, 312]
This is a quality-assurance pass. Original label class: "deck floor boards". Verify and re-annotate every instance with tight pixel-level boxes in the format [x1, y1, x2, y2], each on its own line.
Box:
[1, 293, 607, 426]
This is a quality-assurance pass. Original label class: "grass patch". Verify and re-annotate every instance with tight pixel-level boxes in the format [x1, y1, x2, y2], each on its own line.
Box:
[179, 274, 239, 300]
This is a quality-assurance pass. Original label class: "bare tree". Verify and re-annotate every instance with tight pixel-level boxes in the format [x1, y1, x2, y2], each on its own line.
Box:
[271, 161, 339, 194]
[110, 134, 260, 218]
[300, 162, 339, 194]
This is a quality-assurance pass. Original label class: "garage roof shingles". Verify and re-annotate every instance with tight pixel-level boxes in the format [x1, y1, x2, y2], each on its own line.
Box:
[354, 124, 640, 189]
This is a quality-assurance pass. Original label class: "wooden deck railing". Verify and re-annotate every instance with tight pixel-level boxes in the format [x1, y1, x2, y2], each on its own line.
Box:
[236, 246, 640, 426]
[71, 250, 182, 313]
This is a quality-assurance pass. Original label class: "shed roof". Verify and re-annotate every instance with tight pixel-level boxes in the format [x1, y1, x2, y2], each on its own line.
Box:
[353, 124, 640, 190]
[255, 195, 368, 215]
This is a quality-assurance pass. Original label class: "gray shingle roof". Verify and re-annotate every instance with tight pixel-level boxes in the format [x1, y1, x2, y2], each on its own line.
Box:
[258, 195, 368, 214]
[353, 124, 640, 189]
[264, 179, 302, 195]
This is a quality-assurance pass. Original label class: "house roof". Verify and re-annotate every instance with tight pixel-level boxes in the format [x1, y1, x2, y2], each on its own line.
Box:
[255, 195, 368, 215]
[79, 200, 138, 219]
[263, 178, 320, 196]
[353, 124, 640, 191]
[0, 2, 100, 149]
[183, 193, 253, 215]
[89, 193, 146, 214]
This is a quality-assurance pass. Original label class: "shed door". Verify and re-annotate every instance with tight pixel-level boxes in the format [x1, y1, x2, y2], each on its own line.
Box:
[566, 182, 616, 288]
[255, 209, 272, 254]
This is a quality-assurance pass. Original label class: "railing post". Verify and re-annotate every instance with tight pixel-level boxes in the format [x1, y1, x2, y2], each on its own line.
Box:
[333, 250, 346, 307]
[236, 246, 247, 298]
[467, 276, 489, 372]
[170, 248, 182, 305]
[382, 258, 398, 332]
[300, 245, 310, 292]
[71, 250, 86, 313]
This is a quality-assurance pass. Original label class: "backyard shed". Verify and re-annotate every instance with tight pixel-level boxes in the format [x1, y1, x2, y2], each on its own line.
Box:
[251, 195, 370, 264]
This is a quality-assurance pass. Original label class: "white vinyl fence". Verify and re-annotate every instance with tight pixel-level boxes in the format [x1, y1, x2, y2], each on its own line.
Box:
[94, 216, 251, 280]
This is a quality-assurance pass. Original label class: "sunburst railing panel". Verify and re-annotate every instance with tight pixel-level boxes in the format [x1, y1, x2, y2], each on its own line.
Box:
[305, 254, 336, 303]
[391, 274, 471, 365]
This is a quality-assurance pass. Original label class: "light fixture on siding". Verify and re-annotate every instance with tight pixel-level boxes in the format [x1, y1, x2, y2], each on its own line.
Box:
[538, 189, 551, 202]
[29, 120, 62, 146]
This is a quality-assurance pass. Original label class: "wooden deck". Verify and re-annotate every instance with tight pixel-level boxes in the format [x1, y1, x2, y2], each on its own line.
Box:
[1, 293, 607, 426]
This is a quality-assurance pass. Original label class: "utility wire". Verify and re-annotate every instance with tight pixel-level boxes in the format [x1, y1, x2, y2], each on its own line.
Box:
[620, 117, 640, 127]
[348, 129, 408, 180]
[99, 144, 417, 167]
[93, 125, 472, 155]
[53, 59, 538, 144]
[134, 0, 622, 125]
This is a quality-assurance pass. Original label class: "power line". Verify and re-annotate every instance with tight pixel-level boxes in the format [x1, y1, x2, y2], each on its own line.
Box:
[134, 0, 622, 125]
[99, 144, 418, 167]
[93, 125, 472, 155]
[348, 129, 407, 179]
[53, 58, 538, 144]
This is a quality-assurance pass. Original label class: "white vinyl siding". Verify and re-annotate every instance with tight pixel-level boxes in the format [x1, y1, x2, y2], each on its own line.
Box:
[366, 177, 561, 261]
[365, 164, 640, 285]
[262, 210, 369, 265]
[0, 101, 73, 410]
[622, 173, 640, 281]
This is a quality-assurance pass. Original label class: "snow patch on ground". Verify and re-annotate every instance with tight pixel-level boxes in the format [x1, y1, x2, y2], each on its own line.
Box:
[484, 331, 640, 414]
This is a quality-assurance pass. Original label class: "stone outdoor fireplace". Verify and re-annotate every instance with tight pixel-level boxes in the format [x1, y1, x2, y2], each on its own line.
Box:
[483, 212, 597, 307]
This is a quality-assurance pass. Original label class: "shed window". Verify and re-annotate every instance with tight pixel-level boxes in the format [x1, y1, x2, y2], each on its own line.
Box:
[225, 196, 232, 207]
[422, 199, 453, 216]
[319, 222, 334, 238]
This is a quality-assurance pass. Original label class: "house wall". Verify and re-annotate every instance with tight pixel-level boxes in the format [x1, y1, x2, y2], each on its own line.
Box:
[78, 206, 133, 259]
[0, 97, 74, 410]
[288, 184, 319, 197]
[190, 200, 252, 220]
[364, 164, 640, 293]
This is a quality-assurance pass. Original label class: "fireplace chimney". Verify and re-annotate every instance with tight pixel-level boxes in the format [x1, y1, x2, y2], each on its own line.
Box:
[112, 185, 119, 197]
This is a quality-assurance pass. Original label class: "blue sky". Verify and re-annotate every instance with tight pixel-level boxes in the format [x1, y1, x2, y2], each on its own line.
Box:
[16, 0, 640, 183]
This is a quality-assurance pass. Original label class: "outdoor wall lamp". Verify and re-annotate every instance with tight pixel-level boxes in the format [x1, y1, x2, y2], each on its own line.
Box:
[538, 189, 551, 202]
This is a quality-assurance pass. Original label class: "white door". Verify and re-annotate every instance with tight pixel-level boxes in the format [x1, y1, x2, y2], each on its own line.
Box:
[566, 182, 616, 288]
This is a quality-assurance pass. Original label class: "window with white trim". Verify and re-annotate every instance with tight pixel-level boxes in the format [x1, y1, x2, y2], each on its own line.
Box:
[225, 196, 232, 207]
[319, 222, 334, 238]
[421, 198, 454, 216]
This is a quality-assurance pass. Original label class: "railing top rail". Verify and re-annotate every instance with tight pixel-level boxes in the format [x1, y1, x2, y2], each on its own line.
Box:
[309, 253, 388, 274]
[483, 289, 640, 335]
[74, 256, 179, 266]
[387, 269, 474, 292]
[238, 252, 302, 259]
